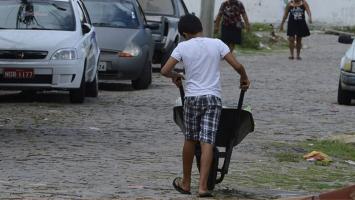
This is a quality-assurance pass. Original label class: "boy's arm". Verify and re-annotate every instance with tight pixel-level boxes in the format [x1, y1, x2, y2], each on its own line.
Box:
[224, 52, 250, 90]
[160, 57, 184, 87]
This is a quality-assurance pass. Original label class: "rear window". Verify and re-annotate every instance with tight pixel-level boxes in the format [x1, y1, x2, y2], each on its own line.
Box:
[0, 0, 75, 31]
[85, 0, 139, 29]
[138, 0, 174, 16]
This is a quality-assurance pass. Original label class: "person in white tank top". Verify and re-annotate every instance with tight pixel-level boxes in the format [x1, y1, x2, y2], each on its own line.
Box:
[161, 14, 250, 197]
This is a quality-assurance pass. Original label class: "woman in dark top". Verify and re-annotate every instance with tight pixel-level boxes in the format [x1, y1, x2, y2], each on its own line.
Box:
[280, 0, 312, 60]
[215, 0, 251, 52]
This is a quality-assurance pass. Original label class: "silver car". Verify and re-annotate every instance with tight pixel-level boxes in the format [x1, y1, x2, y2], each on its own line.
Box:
[85, 0, 156, 90]
[338, 35, 355, 105]
[0, 0, 100, 103]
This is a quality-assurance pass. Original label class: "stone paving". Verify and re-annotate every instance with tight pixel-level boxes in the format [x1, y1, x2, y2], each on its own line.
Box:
[0, 33, 354, 199]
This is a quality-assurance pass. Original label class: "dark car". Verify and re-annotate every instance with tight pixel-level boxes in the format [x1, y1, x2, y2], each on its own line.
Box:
[138, 0, 189, 67]
[85, 0, 156, 89]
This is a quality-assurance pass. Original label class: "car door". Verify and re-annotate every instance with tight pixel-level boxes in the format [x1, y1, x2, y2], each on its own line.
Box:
[136, 0, 154, 61]
[76, 0, 98, 81]
[176, 0, 189, 17]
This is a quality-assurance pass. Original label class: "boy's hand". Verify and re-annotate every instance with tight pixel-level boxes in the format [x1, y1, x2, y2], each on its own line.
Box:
[240, 78, 250, 91]
[172, 73, 185, 87]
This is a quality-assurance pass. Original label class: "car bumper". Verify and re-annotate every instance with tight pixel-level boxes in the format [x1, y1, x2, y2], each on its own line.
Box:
[340, 70, 355, 91]
[98, 51, 146, 80]
[0, 60, 84, 90]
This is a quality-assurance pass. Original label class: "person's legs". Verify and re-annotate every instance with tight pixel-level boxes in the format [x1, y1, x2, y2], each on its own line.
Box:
[288, 36, 295, 59]
[181, 139, 198, 191]
[198, 142, 214, 194]
[296, 36, 303, 59]
[197, 95, 222, 194]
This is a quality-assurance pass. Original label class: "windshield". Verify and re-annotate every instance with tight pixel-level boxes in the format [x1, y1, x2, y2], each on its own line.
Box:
[0, 0, 75, 31]
[85, 0, 139, 29]
[138, 0, 174, 16]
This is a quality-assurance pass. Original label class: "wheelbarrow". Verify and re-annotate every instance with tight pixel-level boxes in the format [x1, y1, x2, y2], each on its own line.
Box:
[173, 85, 255, 190]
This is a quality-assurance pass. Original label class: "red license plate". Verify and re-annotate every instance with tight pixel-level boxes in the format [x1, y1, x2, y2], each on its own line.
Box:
[3, 68, 34, 79]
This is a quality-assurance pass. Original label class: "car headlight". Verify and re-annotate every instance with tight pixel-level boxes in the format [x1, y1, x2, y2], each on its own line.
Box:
[118, 44, 141, 57]
[51, 49, 77, 60]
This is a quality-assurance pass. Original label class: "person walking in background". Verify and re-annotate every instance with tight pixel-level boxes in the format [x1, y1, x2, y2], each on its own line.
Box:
[280, 0, 312, 60]
[161, 14, 250, 197]
[214, 0, 251, 52]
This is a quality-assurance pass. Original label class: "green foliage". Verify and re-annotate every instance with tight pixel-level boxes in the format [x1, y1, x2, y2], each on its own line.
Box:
[240, 31, 261, 50]
[251, 23, 274, 32]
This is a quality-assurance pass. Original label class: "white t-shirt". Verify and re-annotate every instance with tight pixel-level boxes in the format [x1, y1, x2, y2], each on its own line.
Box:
[171, 37, 230, 98]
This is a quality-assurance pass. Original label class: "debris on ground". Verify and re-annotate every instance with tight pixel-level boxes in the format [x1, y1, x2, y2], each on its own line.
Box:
[303, 151, 332, 165]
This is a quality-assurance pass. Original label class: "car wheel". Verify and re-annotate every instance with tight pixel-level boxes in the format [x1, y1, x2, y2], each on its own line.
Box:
[132, 61, 152, 90]
[85, 72, 98, 97]
[337, 80, 351, 105]
[70, 68, 86, 103]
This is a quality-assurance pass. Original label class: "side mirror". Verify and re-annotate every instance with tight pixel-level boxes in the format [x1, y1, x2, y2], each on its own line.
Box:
[338, 34, 354, 44]
[82, 23, 91, 35]
[145, 23, 159, 30]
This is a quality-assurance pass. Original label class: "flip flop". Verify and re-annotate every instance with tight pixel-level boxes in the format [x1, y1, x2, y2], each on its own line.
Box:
[198, 192, 214, 197]
[172, 177, 191, 195]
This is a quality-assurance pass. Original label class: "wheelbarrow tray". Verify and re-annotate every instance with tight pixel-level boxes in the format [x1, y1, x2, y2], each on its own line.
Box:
[173, 106, 255, 147]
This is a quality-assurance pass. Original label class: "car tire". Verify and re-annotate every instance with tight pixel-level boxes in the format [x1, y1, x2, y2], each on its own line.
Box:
[70, 68, 86, 103]
[337, 80, 351, 105]
[86, 72, 98, 97]
[132, 61, 152, 90]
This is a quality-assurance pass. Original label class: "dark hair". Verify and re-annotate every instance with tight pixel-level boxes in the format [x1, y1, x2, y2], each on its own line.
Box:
[178, 14, 203, 36]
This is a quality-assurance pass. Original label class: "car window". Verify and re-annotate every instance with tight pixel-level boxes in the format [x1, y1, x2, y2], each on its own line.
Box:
[85, 0, 139, 29]
[0, 0, 75, 31]
[138, 0, 174, 16]
[177, 0, 188, 16]
[77, 0, 91, 24]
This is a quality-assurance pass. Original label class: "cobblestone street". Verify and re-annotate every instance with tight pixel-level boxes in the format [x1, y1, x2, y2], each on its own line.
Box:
[0, 33, 354, 199]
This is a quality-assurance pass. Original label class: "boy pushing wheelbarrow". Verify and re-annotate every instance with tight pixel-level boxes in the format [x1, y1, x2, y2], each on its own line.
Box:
[161, 14, 250, 197]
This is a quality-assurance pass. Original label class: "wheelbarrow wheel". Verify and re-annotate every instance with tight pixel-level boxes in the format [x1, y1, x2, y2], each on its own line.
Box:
[195, 145, 219, 190]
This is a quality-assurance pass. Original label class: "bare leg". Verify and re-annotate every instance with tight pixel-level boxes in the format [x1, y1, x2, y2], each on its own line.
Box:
[198, 142, 214, 194]
[182, 140, 197, 192]
[296, 37, 302, 59]
[288, 36, 295, 59]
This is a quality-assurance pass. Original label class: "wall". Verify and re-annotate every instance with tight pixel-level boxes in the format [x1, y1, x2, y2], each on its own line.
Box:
[184, 0, 355, 26]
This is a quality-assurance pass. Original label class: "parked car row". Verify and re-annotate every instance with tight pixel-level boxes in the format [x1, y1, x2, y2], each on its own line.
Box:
[0, 0, 190, 103]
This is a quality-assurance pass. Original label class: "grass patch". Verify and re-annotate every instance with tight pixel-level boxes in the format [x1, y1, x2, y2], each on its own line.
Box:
[251, 23, 274, 32]
[214, 23, 289, 53]
[228, 139, 355, 193]
[302, 140, 355, 161]
[275, 152, 303, 162]
[332, 26, 355, 34]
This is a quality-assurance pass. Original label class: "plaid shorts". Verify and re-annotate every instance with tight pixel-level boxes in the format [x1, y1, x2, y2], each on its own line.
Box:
[183, 95, 222, 144]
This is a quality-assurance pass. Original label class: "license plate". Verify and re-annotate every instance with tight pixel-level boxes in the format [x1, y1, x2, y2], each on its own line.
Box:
[98, 62, 107, 71]
[3, 68, 34, 79]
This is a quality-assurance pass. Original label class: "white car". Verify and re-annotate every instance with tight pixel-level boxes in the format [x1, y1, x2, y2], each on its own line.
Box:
[338, 35, 355, 105]
[0, 0, 100, 103]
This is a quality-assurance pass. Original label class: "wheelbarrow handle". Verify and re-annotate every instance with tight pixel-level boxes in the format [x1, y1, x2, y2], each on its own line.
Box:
[179, 85, 185, 105]
[237, 89, 246, 111]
